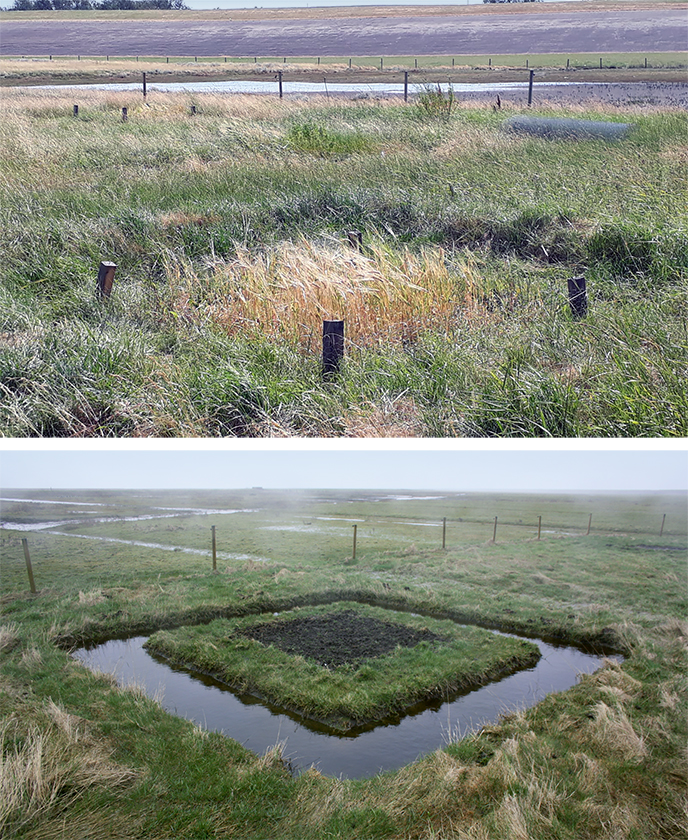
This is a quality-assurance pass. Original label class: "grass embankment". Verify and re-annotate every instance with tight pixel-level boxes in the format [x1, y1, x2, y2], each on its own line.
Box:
[1, 489, 687, 838]
[1, 89, 686, 436]
[145, 602, 541, 730]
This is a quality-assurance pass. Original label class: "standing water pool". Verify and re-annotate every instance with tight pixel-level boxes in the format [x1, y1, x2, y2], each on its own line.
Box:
[73, 620, 618, 779]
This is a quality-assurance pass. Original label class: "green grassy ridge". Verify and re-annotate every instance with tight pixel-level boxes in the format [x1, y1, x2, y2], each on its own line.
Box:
[42, 584, 631, 656]
[144, 603, 541, 730]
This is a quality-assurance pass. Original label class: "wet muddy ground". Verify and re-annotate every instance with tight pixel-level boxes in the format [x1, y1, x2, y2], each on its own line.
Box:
[241, 609, 445, 667]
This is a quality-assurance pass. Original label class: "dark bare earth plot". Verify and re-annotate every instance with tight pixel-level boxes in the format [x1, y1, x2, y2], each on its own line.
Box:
[1, 8, 686, 56]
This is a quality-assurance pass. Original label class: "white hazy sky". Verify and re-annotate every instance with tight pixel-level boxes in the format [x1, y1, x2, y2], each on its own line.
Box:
[1, 443, 686, 492]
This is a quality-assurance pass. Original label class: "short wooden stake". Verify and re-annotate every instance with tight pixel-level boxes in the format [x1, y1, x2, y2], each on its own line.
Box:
[567, 275, 588, 318]
[527, 69, 534, 106]
[278, 70, 283, 98]
[97, 261, 117, 298]
[121, 106, 128, 122]
[493, 517, 498, 543]
[211, 525, 217, 571]
[22, 539, 37, 594]
[191, 104, 197, 115]
[347, 230, 363, 252]
[415, 58, 418, 69]
[538, 515, 542, 540]
[442, 517, 447, 549]
[380, 57, 383, 70]
[660, 513, 666, 537]
[586, 514, 592, 536]
[404, 70, 409, 102]
[349, 58, 352, 68]
[566, 58, 570, 70]
[142, 71, 147, 98]
[352, 524, 357, 560]
[322, 320, 345, 377]
[599, 57, 603, 69]
[73, 104, 79, 116]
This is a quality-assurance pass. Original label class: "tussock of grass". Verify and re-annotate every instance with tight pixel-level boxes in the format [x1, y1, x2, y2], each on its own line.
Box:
[0, 703, 138, 839]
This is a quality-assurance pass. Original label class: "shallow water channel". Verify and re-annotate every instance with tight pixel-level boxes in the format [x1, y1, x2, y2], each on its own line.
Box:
[73, 615, 617, 779]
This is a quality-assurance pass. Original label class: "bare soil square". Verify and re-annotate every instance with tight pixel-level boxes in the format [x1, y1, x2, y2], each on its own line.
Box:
[240, 609, 446, 667]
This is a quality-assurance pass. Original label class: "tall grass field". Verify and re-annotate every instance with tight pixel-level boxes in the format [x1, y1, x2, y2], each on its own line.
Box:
[1, 488, 686, 839]
[0, 86, 686, 436]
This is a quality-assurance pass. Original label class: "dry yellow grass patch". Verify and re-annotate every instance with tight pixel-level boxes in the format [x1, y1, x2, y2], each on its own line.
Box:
[168, 239, 480, 348]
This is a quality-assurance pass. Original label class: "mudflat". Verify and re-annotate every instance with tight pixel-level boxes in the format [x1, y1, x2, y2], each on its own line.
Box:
[1, 7, 686, 56]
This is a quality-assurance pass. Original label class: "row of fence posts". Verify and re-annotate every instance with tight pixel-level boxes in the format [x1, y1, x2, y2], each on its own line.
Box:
[36, 54, 651, 70]
[14, 510, 671, 592]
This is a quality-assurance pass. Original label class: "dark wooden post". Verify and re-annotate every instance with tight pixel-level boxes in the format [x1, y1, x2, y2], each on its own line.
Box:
[527, 69, 534, 106]
[191, 105, 197, 115]
[278, 70, 283, 98]
[493, 517, 498, 543]
[380, 57, 383, 71]
[442, 517, 447, 549]
[660, 513, 666, 537]
[349, 58, 352, 68]
[567, 58, 570, 70]
[97, 261, 117, 298]
[352, 524, 357, 560]
[404, 70, 409, 102]
[73, 104, 79, 117]
[211, 525, 217, 571]
[142, 72, 147, 98]
[322, 320, 344, 377]
[22, 539, 37, 594]
[415, 58, 418, 69]
[347, 230, 363, 252]
[586, 514, 592, 536]
[537, 515, 542, 540]
[567, 275, 587, 318]
[122, 107, 128, 122]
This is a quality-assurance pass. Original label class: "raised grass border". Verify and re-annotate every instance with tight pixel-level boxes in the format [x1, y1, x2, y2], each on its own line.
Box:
[144, 601, 541, 731]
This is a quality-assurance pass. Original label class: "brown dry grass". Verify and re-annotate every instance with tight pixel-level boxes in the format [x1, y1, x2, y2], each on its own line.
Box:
[167, 239, 481, 349]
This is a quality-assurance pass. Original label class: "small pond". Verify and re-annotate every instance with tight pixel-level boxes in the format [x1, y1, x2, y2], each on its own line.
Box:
[73, 618, 618, 779]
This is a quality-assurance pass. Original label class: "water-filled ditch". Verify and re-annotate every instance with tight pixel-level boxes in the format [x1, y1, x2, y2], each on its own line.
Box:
[73, 613, 618, 779]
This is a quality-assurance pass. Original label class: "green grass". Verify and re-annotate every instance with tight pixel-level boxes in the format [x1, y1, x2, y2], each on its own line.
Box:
[1, 90, 686, 436]
[145, 602, 540, 730]
[1, 489, 687, 838]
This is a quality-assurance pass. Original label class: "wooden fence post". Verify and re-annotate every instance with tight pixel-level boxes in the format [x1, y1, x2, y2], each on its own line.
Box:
[347, 230, 363, 252]
[567, 275, 587, 318]
[73, 104, 79, 116]
[211, 525, 217, 571]
[442, 517, 447, 549]
[122, 106, 128, 122]
[142, 71, 147, 98]
[404, 70, 409, 102]
[352, 524, 357, 560]
[322, 320, 344, 377]
[586, 514, 592, 536]
[22, 539, 37, 594]
[537, 515, 542, 540]
[660, 513, 666, 536]
[277, 70, 283, 98]
[527, 69, 534, 106]
[97, 261, 117, 298]
[493, 517, 498, 543]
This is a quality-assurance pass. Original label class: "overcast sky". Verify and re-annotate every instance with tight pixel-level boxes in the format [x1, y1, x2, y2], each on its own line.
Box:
[1, 444, 685, 492]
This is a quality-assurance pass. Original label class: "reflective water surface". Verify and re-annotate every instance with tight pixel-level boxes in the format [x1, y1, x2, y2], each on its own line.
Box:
[73, 622, 617, 779]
